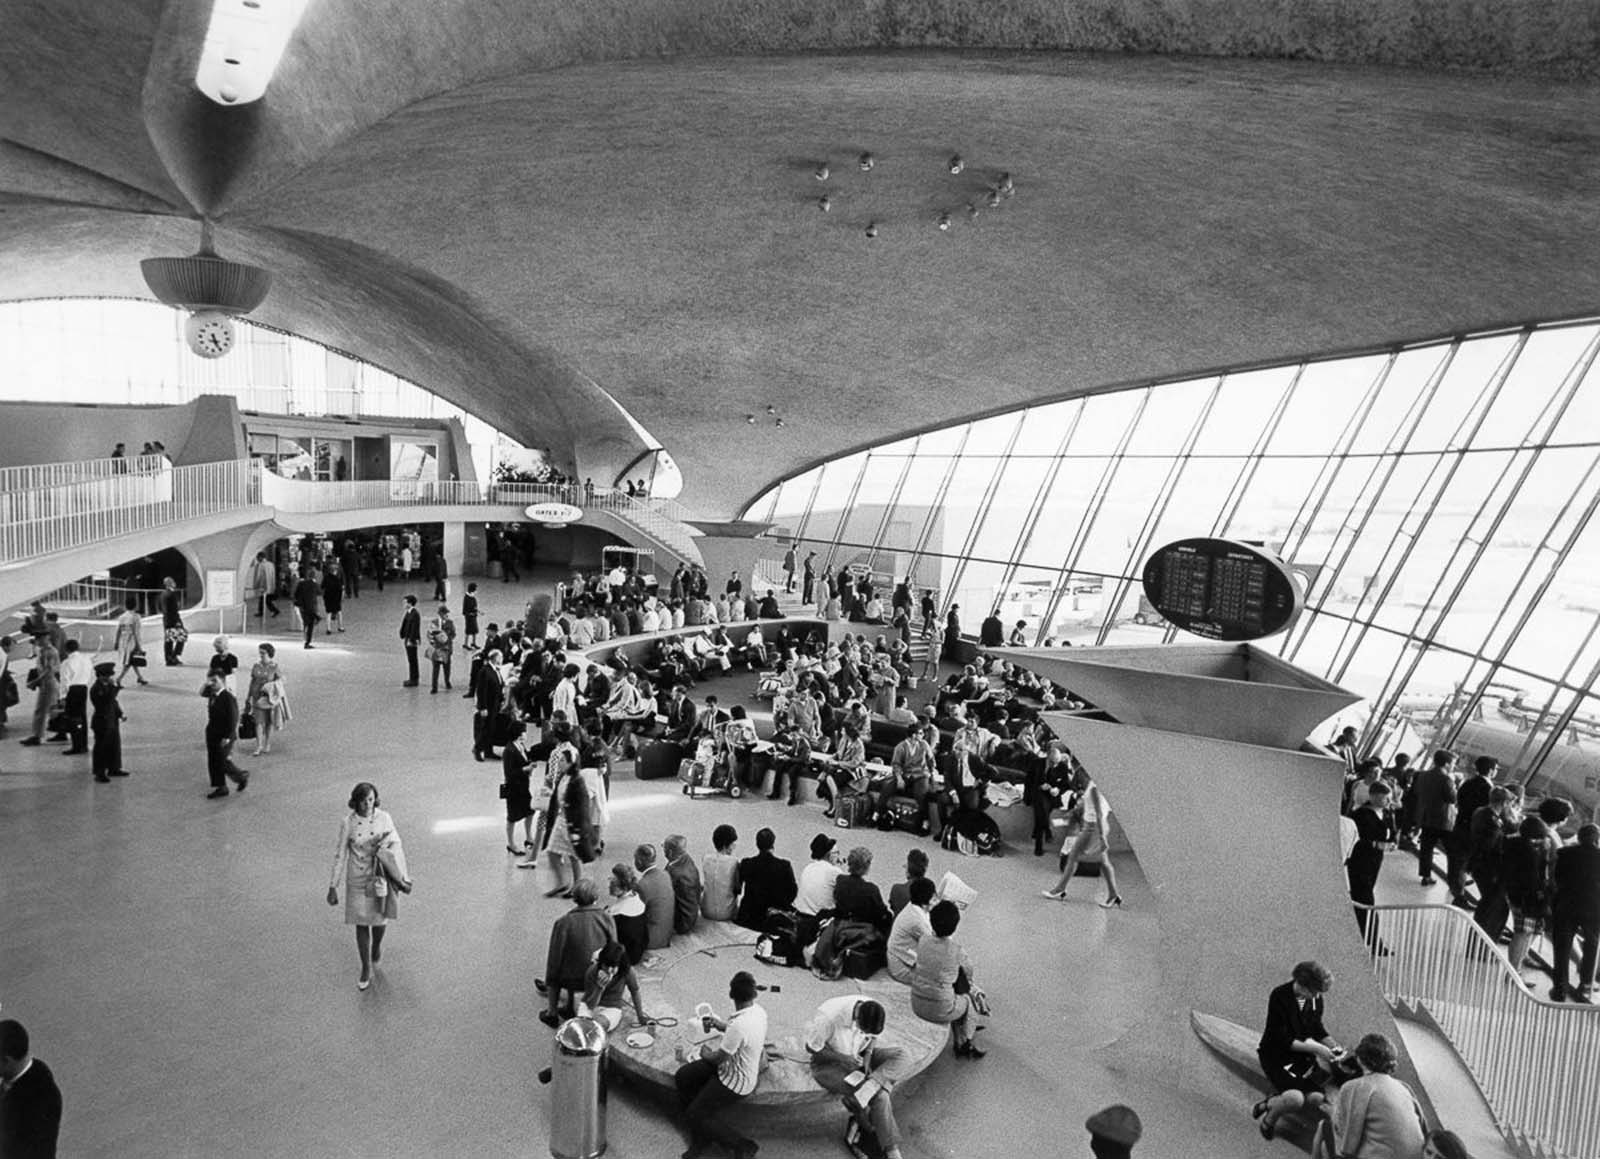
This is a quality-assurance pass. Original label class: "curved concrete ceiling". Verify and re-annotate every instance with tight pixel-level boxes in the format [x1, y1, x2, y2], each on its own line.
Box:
[2, 1, 1598, 515]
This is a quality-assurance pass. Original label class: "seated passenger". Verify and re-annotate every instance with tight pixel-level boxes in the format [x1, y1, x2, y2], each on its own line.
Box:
[664, 833, 703, 936]
[767, 718, 813, 806]
[579, 940, 650, 1030]
[796, 833, 844, 916]
[735, 827, 798, 928]
[817, 722, 866, 820]
[833, 846, 892, 933]
[701, 824, 740, 921]
[634, 843, 676, 951]
[909, 900, 984, 1058]
[606, 862, 648, 965]
[887, 876, 936, 983]
[805, 997, 914, 1159]
[1323, 1033, 1425, 1159]
[757, 590, 783, 619]
[1251, 960, 1343, 1140]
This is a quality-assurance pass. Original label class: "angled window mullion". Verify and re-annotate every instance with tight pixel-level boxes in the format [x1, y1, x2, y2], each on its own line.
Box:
[792, 466, 828, 547]
[1324, 346, 1463, 685]
[1273, 353, 1403, 658]
[1032, 392, 1150, 639]
[1350, 334, 1537, 740]
[1102, 379, 1221, 647]
[820, 453, 873, 576]
[905, 426, 972, 610]
[1365, 328, 1595, 739]
[1523, 627, 1600, 781]
[860, 448, 921, 580]
[1439, 362, 1600, 751]
[1039, 390, 1150, 645]
[1001, 406, 1087, 645]
[939, 419, 1027, 624]
[1278, 351, 1398, 574]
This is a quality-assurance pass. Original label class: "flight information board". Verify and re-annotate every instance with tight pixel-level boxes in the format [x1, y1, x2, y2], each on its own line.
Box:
[1140, 538, 1303, 641]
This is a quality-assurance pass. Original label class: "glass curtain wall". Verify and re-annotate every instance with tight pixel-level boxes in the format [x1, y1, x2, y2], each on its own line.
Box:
[744, 319, 1600, 810]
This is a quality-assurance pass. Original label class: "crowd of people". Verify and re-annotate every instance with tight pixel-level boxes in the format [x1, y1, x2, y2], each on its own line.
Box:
[1338, 737, 1600, 1001]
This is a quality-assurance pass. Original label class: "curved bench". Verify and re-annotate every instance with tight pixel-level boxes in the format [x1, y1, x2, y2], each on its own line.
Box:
[604, 921, 948, 1131]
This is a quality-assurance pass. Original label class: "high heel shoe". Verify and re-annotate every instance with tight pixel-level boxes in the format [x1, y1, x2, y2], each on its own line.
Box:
[1098, 896, 1123, 908]
[1040, 888, 1065, 899]
[954, 1040, 986, 1059]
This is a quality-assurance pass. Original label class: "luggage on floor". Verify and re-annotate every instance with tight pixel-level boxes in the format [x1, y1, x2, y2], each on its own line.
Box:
[885, 795, 923, 834]
[635, 739, 684, 780]
[834, 793, 873, 829]
[841, 937, 887, 980]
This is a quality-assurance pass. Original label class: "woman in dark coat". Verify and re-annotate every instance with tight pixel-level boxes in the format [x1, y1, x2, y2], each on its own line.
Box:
[321, 564, 345, 633]
[501, 720, 536, 854]
[1252, 960, 1345, 1139]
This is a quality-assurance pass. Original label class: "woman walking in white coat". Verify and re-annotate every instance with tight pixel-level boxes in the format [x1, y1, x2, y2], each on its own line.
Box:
[327, 781, 412, 990]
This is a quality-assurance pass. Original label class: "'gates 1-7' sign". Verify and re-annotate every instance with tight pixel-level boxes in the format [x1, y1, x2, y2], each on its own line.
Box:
[524, 503, 583, 525]
[1140, 538, 1303, 641]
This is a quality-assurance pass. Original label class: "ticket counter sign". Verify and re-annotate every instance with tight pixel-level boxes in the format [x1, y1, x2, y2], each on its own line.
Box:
[524, 502, 583, 525]
[1140, 537, 1303, 641]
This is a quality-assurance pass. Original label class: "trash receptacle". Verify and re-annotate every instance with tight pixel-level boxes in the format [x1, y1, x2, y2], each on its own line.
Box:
[549, 1015, 607, 1159]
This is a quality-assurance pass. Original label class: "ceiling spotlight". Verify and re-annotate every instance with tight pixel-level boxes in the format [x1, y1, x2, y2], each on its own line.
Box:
[746, 414, 757, 424]
[986, 189, 1002, 208]
[937, 211, 951, 232]
[858, 152, 875, 171]
[865, 222, 879, 239]
[775, 418, 785, 428]
[998, 172, 1015, 195]
[966, 202, 980, 220]
[818, 195, 832, 213]
[948, 155, 964, 175]
[765, 405, 776, 415]
[814, 163, 830, 181]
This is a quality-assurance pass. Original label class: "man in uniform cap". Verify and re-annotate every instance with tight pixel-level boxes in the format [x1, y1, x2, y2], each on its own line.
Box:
[1086, 1104, 1141, 1157]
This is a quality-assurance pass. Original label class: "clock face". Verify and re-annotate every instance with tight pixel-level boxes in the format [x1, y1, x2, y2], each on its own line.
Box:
[186, 312, 235, 359]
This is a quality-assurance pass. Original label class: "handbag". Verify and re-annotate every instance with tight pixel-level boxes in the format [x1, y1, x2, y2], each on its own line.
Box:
[238, 714, 257, 740]
[130, 649, 148, 669]
[497, 783, 509, 799]
[0, 671, 18, 708]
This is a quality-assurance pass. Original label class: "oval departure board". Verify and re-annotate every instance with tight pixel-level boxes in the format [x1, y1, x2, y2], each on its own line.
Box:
[1140, 538, 1303, 641]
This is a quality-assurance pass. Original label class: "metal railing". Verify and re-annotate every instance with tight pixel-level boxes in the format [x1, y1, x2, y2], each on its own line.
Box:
[31, 579, 171, 617]
[0, 453, 168, 493]
[0, 459, 261, 563]
[0, 452, 703, 569]
[1361, 902, 1600, 1158]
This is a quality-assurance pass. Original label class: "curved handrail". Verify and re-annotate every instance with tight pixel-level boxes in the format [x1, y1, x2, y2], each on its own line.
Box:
[1358, 900, 1600, 1157]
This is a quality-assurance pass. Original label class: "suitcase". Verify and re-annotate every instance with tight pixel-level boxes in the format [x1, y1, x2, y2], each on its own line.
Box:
[636, 740, 684, 780]
[885, 795, 923, 834]
[834, 793, 873, 829]
[679, 758, 709, 788]
[841, 938, 887, 980]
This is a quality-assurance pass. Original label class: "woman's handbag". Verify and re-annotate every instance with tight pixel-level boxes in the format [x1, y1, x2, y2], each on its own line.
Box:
[129, 649, 148, 669]
[0, 671, 18, 708]
[238, 714, 257, 740]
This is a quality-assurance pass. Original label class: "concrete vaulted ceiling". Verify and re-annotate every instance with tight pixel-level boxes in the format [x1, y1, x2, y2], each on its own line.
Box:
[2, 2, 1599, 516]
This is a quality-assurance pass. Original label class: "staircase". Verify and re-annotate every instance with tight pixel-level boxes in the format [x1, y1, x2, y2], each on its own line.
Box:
[610, 496, 703, 568]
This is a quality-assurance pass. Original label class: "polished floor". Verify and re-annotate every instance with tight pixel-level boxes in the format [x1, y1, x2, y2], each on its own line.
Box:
[0, 575, 1411, 1157]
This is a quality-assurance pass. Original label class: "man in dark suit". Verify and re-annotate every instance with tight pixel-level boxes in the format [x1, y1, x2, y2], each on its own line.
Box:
[1550, 823, 1600, 1002]
[1412, 748, 1459, 886]
[1450, 755, 1498, 906]
[201, 672, 247, 798]
[734, 827, 799, 928]
[634, 843, 676, 952]
[473, 650, 506, 762]
[662, 684, 697, 744]
[0, 1019, 62, 1159]
[399, 595, 421, 687]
